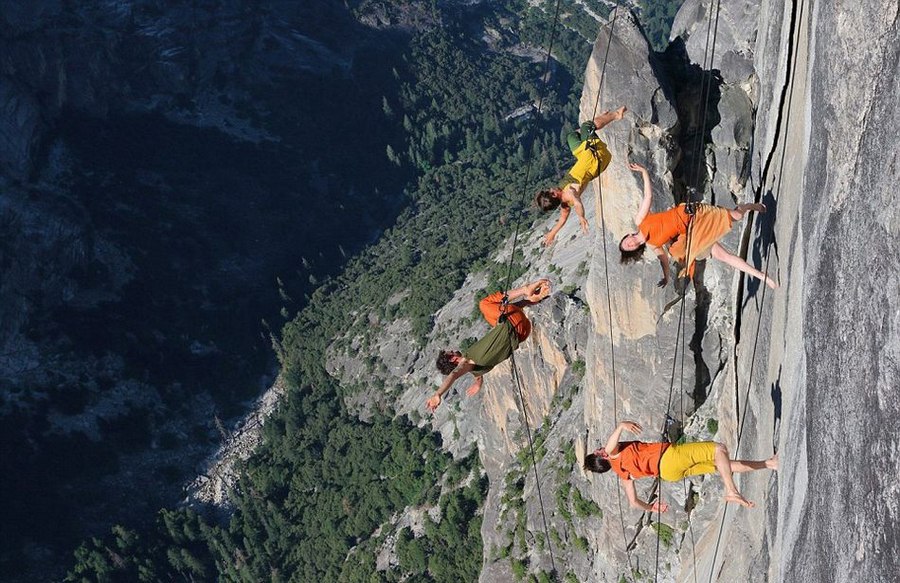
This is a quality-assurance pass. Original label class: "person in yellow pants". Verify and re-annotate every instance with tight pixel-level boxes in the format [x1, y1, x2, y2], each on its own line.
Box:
[583, 421, 778, 510]
[535, 106, 627, 245]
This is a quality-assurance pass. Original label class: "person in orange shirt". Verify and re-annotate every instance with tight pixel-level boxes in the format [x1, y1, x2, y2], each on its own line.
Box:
[584, 421, 778, 509]
[426, 278, 552, 413]
[619, 163, 778, 289]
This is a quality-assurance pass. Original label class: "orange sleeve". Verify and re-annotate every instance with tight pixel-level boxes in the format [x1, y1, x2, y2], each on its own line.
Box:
[478, 292, 506, 326]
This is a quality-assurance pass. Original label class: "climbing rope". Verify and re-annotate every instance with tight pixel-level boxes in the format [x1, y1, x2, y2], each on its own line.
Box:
[509, 348, 559, 576]
[705, 0, 805, 580]
[689, 0, 724, 194]
[650, 0, 726, 579]
[493, 0, 565, 577]
[501, 0, 563, 294]
[494, 1, 636, 578]
[580, 5, 644, 580]
[677, 227, 702, 583]
[652, 212, 697, 583]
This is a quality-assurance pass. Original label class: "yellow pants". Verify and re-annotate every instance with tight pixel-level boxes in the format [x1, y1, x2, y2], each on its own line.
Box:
[659, 442, 718, 482]
[568, 138, 611, 185]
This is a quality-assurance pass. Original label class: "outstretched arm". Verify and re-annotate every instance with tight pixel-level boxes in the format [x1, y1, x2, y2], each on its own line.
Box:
[543, 206, 571, 246]
[629, 162, 653, 226]
[653, 247, 671, 287]
[572, 197, 589, 234]
[603, 420, 642, 455]
[427, 360, 475, 412]
[592, 106, 627, 131]
[623, 479, 669, 512]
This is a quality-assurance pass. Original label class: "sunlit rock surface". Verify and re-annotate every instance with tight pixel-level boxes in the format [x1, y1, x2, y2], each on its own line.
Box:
[325, 1, 899, 581]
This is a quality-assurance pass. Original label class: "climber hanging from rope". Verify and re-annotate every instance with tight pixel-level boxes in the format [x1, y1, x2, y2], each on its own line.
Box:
[619, 162, 778, 289]
[584, 421, 778, 509]
[535, 106, 627, 246]
[426, 278, 552, 412]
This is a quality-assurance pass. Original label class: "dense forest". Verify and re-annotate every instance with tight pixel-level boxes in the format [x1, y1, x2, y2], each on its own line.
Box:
[0, 1, 416, 579]
[638, 0, 686, 51]
[61, 0, 687, 581]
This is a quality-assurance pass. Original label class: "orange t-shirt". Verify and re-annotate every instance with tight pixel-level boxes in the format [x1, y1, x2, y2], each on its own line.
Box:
[639, 205, 690, 247]
[478, 292, 531, 342]
[609, 442, 670, 480]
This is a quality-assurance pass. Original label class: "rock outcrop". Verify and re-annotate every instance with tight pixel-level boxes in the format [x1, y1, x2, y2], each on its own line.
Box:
[321, 1, 899, 581]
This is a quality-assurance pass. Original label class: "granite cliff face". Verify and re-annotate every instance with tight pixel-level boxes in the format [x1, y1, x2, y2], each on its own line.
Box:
[318, 1, 899, 581]
[6, 0, 893, 580]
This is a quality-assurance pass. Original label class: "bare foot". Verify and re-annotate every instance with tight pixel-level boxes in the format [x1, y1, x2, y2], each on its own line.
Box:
[766, 276, 779, 290]
[724, 492, 755, 508]
[766, 453, 779, 470]
[595, 106, 628, 126]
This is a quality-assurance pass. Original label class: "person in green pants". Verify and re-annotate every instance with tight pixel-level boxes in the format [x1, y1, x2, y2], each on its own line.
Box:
[535, 106, 627, 245]
[426, 278, 552, 413]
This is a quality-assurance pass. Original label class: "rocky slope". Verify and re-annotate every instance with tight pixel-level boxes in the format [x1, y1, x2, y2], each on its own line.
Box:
[318, 0, 899, 581]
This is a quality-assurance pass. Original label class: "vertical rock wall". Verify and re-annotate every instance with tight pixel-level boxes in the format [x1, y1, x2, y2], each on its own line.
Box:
[324, 1, 899, 581]
[578, 0, 900, 582]
[468, 1, 899, 580]
[772, 1, 900, 582]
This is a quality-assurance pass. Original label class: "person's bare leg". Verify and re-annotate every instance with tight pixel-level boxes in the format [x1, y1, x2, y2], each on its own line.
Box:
[593, 106, 627, 129]
[730, 453, 779, 473]
[728, 203, 766, 221]
[713, 443, 754, 508]
[711, 243, 778, 289]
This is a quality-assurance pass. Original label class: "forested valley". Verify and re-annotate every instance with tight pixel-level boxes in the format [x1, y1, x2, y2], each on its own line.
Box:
[1, 0, 685, 581]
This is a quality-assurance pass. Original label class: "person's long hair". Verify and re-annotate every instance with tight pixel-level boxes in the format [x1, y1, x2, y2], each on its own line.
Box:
[619, 234, 646, 264]
[534, 190, 561, 212]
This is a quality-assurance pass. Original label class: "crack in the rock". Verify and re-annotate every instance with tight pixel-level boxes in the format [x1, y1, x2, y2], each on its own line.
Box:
[731, 0, 802, 438]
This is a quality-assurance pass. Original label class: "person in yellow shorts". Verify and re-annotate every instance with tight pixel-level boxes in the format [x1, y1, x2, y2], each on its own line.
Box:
[535, 106, 627, 246]
[583, 420, 778, 509]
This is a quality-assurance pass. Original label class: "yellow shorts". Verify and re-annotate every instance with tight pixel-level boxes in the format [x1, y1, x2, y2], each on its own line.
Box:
[568, 138, 611, 184]
[659, 442, 718, 482]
